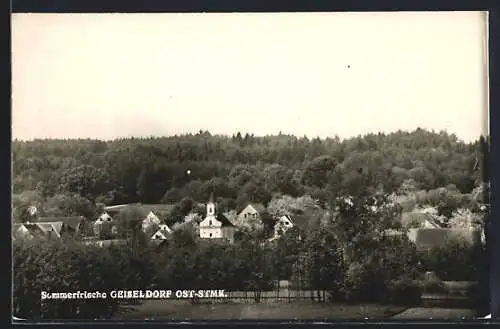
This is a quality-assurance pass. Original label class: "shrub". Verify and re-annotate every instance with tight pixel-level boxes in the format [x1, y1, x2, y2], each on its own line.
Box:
[338, 234, 421, 305]
[420, 239, 484, 281]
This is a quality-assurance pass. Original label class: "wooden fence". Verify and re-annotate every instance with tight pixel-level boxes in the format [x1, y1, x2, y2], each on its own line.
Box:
[185, 280, 479, 305]
[195, 289, 329, 304]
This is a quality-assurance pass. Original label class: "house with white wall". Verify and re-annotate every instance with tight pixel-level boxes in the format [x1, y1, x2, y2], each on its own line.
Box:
[268, 214, 307, 242]
[96, 212, 113, 223]
[151, 224, 172, 240]
[235, 203, 266, 231]
[142, 211, 161, 232]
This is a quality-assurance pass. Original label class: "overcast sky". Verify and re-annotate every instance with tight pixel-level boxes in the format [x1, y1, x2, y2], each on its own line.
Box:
[12, 12, 488, 142]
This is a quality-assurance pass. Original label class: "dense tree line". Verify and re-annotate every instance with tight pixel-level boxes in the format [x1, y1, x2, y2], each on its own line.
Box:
[12, 129, 488, 224]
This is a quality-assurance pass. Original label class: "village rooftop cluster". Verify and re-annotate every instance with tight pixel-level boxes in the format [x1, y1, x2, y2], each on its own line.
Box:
[12, 191, 484, 251]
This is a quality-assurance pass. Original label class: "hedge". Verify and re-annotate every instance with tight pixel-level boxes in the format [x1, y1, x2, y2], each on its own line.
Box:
[13, 238, 155, 320]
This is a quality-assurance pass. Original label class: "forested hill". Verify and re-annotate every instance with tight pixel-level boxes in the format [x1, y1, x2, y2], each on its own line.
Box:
[12, 129, 488, 213]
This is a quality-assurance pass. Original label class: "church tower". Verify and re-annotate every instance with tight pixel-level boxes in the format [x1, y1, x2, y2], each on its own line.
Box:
[207, 192, 216, 217]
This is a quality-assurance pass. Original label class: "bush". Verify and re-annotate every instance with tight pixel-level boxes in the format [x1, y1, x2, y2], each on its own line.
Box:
[337, 234, 421, 305]
[420, 239, 484, 281]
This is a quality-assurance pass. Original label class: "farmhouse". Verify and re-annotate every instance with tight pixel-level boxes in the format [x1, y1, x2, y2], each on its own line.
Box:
[268, 214, 308, 242]
[37, 216, 84, 237]
[96, 211, 113, 223]
[13, 216, 84, 240]
[93, 220, 119, 239]
[407, 227, 482, 250]
[384, 226, 483, 250]
[142, 211, 161, 232]
[104, 203, 176, 233]
[401, 211, 444, 229]
[269, 215, 294, 241]
[151, 224, 172, 240]
[237, 203, 265, 223]
[199, 193, 236, 243]
[13, 222, 60, 240]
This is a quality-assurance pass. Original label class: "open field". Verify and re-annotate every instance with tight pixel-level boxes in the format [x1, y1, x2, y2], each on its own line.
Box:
[113, 284, 480, 321]
[115, 299, 478, 321]
[114, 300, 407, 321]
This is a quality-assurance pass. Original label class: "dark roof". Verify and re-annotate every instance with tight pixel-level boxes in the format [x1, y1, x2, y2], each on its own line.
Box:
[151, 230, 169, 240]
[38, 222, 63, 235]
[401, 212, 443, 229]
[412, 228, 482, 250]
[288, 215, 310, 232]
[22, 223, 60, 239]
[37, 216, 84, 231]
[23, 223, 45, 235]
[217, 213, 235, 227]
[157, 227, 171, 236]
[422, 213, 444, 228]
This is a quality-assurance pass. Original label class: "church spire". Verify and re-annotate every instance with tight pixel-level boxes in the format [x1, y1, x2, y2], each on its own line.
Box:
[209, 192, 215, 203]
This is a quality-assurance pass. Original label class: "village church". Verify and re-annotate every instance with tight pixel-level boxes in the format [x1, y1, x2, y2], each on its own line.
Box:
[199, 193, 236, 243]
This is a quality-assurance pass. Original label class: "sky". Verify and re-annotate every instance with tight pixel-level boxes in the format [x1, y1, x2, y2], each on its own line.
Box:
[11, 12, 489, 142]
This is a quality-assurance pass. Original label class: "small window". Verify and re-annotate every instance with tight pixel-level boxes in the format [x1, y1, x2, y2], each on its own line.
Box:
[209, 233, 212, 237]
[209, 220, 212, 225]
[244, 214, 247, 218]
